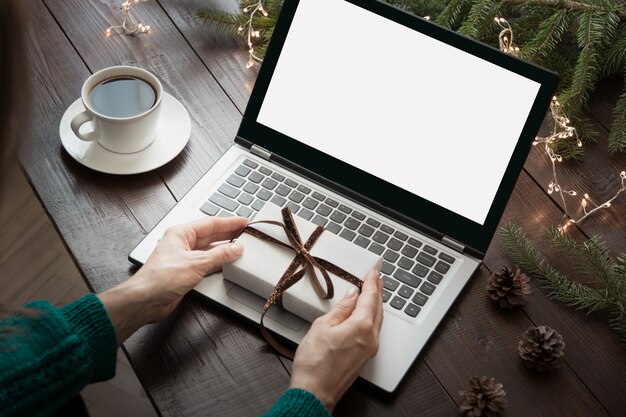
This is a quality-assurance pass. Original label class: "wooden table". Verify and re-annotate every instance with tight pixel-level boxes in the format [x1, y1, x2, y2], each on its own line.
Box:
[22, 0, 626, 415]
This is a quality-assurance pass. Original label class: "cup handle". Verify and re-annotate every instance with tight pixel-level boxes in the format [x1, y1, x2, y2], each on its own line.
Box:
[70, 110, 98, 142]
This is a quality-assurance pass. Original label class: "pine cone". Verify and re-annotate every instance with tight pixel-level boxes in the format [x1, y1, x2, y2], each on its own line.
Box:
[518, 325, 565, 371]
[459, 376, 507, 417]
[487, 265, 530, 309]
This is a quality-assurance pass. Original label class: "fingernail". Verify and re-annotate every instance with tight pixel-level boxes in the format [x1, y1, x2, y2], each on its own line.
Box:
[230, 242, 244, 256]
[344, 287, 358, 299]
[374, 269, 381, 278]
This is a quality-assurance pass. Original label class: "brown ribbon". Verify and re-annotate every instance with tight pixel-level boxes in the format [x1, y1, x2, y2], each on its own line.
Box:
[232, 207, 363, 359]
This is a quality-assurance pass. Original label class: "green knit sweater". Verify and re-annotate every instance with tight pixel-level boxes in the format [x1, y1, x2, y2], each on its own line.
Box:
[0, 294, 330, 417]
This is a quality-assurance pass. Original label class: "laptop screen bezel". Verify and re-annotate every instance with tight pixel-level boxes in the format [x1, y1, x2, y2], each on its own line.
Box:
[237, 0, 558, 255]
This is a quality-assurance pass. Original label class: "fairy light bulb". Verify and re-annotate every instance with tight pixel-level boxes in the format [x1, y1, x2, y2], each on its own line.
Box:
[105, 0, 152, 37]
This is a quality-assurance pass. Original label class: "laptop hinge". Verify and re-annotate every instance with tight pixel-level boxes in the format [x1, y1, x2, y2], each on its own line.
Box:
[250, 144, 272, 160]
[442, 236, 465, 254]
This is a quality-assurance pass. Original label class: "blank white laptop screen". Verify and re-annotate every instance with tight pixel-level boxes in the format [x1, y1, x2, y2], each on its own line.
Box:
[257, 0, 541, 225]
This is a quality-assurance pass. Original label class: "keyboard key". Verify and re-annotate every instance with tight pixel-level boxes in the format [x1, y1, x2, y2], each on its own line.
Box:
[354, 235, 370, 248]
[434, 261, 451, 274]
[401, 244, 418, 258]
[381, 261, 395, 275]
[210, 193, 238, 212]
[257, 189, 272, 201]
[383, 250, 399, 263]
[286, 202, 300, 214]
[387, 238, 403, 251]
[382, 290, 392, 303]
[235, 165, 251, 177]
[382, 276, 399, 291]
[326, 222, 341, 234]
[420, 281, 436, 295]
[398, 285, 414, 299]
[352, 211, 365, 220]
[372, 231, 389, 244]
[412, 292, 428, 306]
[408, 237, 422, 248]
[312, 215, 327, 227]
[423, 245, 438, 255]
[394, 230, 408, 241]
[237, 193, 254, 205]
[271, 172, 285, 181]
[412, 264, 429, 278]
[316, 204, 332, 217]
[439, 252, 456, 264]
[243, 159, 258, 168]
[330, 211, 347, 223]
[200, 202, 219, 216]
[393, 269, 421, 288]
[344, 217, 360, 230]
[340, 229, 356, 241]
[227, 174, 245, 188]
[368, 243, 385, 255]
[251, 200, 265, 211]
[288, 190, 305, 203]
[218, 183, 240, 199]
[417, 251, 436, 267]
[275, 184, 291, 196]
[302, 197, 319, 210]
[259, 166, 272, 175]
[261, 178, 278, 190]
[325, 198, 339, 208]
[405, 304, 421, 317]
[358, 224, 375, 237]
[397, 256, 415, 270]
[366, 218, 381, 228]
[338, 204, 352, 214]
[427, 271, 443, 284]
[249, 171, 264, 183]
[390, 296, 406, 310]
[236, 206, 253, 217]
[312, 191, 326, 201]
[217, 210, 233, 217]
[298, 208, 314, 220]
[271, 195, 287, 206]
[243, 182, 259, 194]
[285, 178, 298, 188]
[297, 184, 311, 194]
[380, 224, 394, 234]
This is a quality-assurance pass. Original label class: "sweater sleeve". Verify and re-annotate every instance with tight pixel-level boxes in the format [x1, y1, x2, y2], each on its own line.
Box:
[261, 388, 332, 417]
[0, 293, 118, 417]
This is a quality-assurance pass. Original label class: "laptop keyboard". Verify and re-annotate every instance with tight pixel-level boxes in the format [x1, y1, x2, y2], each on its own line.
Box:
[200, 159, 458, 319]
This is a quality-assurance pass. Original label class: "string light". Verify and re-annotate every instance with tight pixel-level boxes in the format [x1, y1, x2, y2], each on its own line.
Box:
[495, 17, 625, 231]
[105, 0, 151, 37]
[240, 1, 267, 68]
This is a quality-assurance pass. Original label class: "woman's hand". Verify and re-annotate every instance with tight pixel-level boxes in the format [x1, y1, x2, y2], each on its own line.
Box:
[99, 216, 249, 343]
[289, 269, 383, 412]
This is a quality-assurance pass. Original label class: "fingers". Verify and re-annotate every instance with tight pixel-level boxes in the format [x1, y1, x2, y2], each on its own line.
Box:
[322, 286, 360, 326]
[167, 216, 249, 250]
[350, 269, 383, 331]
[190, 242, 245, 275]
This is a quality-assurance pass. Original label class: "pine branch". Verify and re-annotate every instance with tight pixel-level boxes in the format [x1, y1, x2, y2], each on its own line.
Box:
[195, 9, 247, 38]
[521, 8, 569, 61]
[499, 223, 609, 312]
[458, 0, 501, 39]
[601, 26, 626, 78]
[608, 75, 626, 154]
[501, 0, 626, 21]
[436, 0, 472, 29]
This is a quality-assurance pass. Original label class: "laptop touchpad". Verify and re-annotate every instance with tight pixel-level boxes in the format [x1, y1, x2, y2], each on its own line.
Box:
[227, 285, 306, 331]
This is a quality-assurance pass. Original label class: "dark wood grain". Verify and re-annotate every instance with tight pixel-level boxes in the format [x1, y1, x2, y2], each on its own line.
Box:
[21, 0, 626, 416]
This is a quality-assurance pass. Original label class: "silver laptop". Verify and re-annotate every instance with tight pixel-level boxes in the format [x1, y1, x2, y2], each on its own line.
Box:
[130, 0, 558, 392]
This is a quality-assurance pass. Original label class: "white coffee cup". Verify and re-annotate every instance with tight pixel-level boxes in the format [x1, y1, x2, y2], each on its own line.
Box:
[70, 66, 163, 154]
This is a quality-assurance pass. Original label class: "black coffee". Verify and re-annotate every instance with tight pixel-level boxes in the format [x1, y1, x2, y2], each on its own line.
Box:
[89, 76, 156, 118]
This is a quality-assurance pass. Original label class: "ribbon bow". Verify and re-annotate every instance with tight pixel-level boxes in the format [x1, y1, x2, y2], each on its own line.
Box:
[233, 207, 363, 359]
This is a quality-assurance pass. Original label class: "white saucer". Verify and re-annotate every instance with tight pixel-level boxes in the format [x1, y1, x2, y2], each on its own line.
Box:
[60, 92, 191, 175]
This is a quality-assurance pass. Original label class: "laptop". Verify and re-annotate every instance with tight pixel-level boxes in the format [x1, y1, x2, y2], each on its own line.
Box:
[130, 0, 558, 392]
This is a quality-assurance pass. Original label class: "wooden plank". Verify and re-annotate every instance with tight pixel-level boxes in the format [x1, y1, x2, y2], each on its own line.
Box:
[485, 172, 626, 415]
[157, 0, 259, 113]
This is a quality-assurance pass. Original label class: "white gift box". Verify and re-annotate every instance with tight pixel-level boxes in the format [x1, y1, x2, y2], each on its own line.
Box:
[223, 203, 383, 323]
